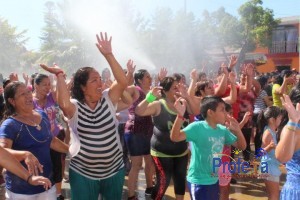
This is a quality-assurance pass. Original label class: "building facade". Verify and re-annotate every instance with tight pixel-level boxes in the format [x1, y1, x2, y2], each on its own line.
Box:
[254, 16, 299, 73]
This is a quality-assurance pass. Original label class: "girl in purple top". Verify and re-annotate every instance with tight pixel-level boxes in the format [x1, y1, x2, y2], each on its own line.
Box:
[125, 69, 156, 199]
[32, 74, 65, 199]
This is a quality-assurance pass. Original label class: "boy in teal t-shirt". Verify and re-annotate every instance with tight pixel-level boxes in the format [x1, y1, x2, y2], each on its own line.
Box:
[171, 96, 246, 200]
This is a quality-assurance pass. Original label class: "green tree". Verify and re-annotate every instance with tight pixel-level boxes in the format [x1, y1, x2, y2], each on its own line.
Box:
[39, 1, 94, 75]
[200, 8, 243, 62]
[237, 0, 279, 69]
[197, 0, 279, 72]
[136, 8, 207, 74]
[0, 17, 29, 75]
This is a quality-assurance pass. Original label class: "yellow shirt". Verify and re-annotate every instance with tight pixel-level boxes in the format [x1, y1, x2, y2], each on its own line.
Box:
[272, 83, 293, 107]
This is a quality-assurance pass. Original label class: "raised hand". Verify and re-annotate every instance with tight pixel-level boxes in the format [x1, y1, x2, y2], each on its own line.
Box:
[126, 59, 136, 74]
[176, 83, 188, 99]
[24, 152, 44, 176]
[190, 69, 198, 82]
[40, 63, 63, 75]
[228, 55, 238, 70]
[96, 32, 112, 56]
[102, 79, 113, 90]
[9, 73, 19, 82]
[281, 94, 300, 123]
[174, 97, 187, 116]
[158, 67, 168, 82]
[245, 63, 254, 77]
[151, 86, 163, 99]
[227, 114, 241, 133]
[228, 71, 236, 84]
[220, 63, 229, 76]
[22, 73, 29, 83]
[284, 75, 296, 85]
[242, 111, 252, 123]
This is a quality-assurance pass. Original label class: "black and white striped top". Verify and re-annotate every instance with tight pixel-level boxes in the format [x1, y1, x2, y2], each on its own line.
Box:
[68, 92, 124, 180]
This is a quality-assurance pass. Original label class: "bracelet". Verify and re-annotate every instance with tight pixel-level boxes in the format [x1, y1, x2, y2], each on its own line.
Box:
[146, 92, 157, 103]
[26, 174, 33, 184]
[287, 121, 300, 129]
[55, 70, 64, 77]
[286, 126, 296, 132]
[177, 115, 187, 121]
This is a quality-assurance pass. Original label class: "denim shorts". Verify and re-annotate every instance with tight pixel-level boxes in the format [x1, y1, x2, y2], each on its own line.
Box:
[124, 133, 151, 156]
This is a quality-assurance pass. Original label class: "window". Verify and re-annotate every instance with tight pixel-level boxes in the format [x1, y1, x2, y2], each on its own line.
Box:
[270, 26, 298, 53]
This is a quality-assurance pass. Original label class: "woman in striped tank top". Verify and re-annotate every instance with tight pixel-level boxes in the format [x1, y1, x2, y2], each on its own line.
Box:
[40, 32, 128, 200]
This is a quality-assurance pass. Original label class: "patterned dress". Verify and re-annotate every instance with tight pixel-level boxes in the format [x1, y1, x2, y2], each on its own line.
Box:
[280, 149, 300, 199]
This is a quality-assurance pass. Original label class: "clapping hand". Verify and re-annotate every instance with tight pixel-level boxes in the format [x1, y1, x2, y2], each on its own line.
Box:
[226, 114, 241, 133]
[242, 111, 252, 124]
[174, 97, 187, 117]
[267, 140, 276, 150]
[281, 94, 300, 123]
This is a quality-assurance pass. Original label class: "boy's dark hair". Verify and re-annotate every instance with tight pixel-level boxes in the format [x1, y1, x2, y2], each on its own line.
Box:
[200, 96, 225, 119]
[225, 103, 232, 112]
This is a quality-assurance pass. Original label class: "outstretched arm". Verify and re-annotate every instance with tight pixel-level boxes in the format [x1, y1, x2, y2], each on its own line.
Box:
[95, 32, 128, 105]
[215, 64, 229, 97]
[40, 64, 75, 119]
[170, 97, 187, 142]
[135, 87, 162, 117]
[227, 115, 246, 150]
[0, 147, 51, 189]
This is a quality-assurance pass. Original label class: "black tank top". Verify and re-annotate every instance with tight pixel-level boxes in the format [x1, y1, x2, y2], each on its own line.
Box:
[151, 99, 189, 155]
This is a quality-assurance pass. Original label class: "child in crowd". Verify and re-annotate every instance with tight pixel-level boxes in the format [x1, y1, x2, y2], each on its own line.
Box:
[219, 103, 251, 200]
[171, 96, 246, 200]
[258, 106, 283, 199]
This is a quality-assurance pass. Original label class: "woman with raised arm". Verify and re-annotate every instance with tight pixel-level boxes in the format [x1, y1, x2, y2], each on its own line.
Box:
[275, 94, 300, 200]
[40, 32, 128, 200]
[0, 81, 69, 199]
[135, 76, 198, 200]
[32, 73, 66, 199]
[124, 68, 156, 200]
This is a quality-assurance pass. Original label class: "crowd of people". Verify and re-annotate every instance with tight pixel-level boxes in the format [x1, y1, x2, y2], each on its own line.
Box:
[0, 32, 299, 200]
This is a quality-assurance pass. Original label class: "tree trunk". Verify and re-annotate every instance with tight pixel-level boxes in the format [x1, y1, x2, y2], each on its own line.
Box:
[236, 42, 248, 74]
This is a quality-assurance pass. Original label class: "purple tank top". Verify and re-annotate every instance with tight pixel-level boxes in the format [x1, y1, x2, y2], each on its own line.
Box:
[125, 86, 153, 135]
[33, 93, 60, 136]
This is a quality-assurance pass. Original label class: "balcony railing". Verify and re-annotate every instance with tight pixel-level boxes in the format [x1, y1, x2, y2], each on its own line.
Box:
[269, 41, 298, 53]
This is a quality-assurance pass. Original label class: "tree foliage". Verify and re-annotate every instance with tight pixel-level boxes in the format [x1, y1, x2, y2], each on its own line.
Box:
[0, 17, 29, 74]
[1, 0, 281, 77]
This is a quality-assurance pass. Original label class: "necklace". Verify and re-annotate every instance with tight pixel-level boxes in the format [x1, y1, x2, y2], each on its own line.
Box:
[16, 114, 42, 131]
[24, 122, 50, 143]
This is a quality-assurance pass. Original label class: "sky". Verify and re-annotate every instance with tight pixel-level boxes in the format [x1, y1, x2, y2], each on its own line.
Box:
[0, 0, 299, 51]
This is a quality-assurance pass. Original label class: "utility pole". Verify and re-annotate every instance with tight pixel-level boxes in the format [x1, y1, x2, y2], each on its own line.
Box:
[184, 0, 187, 15]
